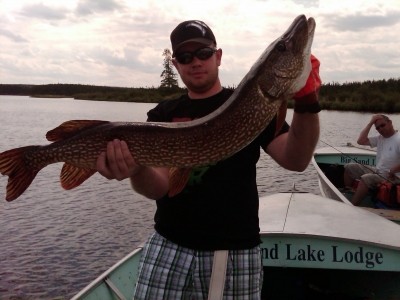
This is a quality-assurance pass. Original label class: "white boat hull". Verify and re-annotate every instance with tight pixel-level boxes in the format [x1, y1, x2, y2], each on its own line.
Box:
[72, 192, 400, 299]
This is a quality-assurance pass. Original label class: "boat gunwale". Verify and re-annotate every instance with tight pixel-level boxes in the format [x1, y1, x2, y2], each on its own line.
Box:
[311, 155, 353, 204]
[70, 245, 143, 300]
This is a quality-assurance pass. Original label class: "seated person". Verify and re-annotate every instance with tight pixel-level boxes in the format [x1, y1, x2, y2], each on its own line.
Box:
[344, 115, 400, 205]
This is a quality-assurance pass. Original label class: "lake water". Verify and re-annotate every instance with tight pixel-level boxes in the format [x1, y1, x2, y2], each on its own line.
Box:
[0, 96, 398, 299]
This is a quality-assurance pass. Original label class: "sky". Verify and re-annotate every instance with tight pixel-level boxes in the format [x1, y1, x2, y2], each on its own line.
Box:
[1, 0, 400, 88]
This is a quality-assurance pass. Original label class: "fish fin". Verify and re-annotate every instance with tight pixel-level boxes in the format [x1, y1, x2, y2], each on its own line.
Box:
[0, 146, 41, 201]
[168, 167, 191, 197]
[46, 120, 110, 142]
[275, 100, 287, 137]
[60, 163, 97, 190]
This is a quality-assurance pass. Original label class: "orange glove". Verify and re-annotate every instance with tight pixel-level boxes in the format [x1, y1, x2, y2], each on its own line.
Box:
[293, 54, 322, 113]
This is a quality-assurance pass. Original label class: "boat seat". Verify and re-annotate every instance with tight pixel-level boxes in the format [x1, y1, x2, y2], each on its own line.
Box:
[104, 277, 127, 300]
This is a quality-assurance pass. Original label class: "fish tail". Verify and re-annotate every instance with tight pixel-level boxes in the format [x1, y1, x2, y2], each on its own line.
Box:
[0, 146, 41, 201]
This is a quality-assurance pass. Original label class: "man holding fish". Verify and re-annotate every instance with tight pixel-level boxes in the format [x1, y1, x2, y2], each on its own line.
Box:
[97, 17, 321, 299]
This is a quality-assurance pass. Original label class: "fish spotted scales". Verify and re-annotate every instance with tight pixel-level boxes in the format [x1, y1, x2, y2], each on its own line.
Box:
[0, 15, 316, 201]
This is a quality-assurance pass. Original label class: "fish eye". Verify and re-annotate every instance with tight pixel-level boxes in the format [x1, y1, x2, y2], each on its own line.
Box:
[276, 41, 286, 52]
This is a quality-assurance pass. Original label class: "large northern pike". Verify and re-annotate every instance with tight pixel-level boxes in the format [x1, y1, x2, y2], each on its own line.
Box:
[0, 15, 316, 201]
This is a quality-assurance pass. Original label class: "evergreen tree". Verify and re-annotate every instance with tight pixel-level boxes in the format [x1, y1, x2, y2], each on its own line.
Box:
[160, 49, 179, 88]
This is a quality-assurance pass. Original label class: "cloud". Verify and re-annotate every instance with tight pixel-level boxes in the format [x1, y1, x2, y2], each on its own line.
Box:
[324, 11, 400, 32]
[1, 0, 399, 86]
[19, 3, 69, 20]
[0, 29, 28, 43]
[291, 0, 319, 8]
[75, 0, 125, 16]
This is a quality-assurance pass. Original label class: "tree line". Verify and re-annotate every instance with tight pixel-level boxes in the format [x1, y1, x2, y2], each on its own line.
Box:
[317, 78, 400, 112]
[1, 47, 399, 112]
[0, 49, 183, 103]
[0, 83, 185, 103]
[2, 77, 399, 112]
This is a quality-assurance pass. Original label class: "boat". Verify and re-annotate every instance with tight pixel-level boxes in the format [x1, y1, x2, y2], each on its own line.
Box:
[312, 144, 400, 223]
[72, 192, 400, 299]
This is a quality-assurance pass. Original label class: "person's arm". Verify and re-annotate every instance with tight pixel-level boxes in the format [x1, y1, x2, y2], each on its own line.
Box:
[267, 113, 319, 171]
[357, 115, 382, 146]
[266, 55, 320, 171]
[96, 139, 169, 200]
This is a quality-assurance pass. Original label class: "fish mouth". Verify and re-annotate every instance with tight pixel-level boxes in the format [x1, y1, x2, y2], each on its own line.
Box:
[281, 15, 315, 55]
[278, 15, 316, 94]
[305, 17, 316, 54]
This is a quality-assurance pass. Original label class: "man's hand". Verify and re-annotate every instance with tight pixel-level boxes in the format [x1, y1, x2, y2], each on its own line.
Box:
[293, 55, 321, 113]
[97, 139, 142, 181]
[97, 139, 170, 199]
[370, 114, 384, 124]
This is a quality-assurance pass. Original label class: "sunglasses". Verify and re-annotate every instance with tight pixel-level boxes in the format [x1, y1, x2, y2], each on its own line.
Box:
[376, 123, 387, 130]
[175, 47, 217, 65]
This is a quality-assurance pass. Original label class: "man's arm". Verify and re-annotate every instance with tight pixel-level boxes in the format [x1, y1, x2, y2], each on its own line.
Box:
[357, 115, 382, 146]
[267, 113, 319, 171]
[266, 55, 320, 171]
[96, 139, 169, 200]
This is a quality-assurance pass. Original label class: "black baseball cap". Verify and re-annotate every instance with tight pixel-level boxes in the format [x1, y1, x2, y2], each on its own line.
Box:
[170, 20, 216, 56]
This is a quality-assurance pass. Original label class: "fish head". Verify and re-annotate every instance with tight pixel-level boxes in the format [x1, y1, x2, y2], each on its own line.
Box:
[253, 15, 316, 99]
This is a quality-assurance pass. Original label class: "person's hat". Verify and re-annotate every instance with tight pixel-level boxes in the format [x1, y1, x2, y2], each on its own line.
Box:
[170, 20, 216, 56]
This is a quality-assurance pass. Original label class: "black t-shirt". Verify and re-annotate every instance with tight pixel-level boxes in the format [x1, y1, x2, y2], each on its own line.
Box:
[147, 88, 289, 250]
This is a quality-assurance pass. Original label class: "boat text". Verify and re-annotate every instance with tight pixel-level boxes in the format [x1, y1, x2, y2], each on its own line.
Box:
[340, 155, 376, 166]
[261, 244, 383, 269]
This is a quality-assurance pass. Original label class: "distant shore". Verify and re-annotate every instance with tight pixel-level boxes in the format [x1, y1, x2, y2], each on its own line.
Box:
[1, 80, 400, 112]
[0, 83, 186, 103]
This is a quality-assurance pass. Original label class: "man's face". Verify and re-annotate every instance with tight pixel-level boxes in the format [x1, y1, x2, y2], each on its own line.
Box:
[172, 42, 222, 94]
[375, 118, 393, 137]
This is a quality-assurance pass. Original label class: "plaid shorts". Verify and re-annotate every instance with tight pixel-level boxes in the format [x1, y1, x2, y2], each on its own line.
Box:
[133, 232, 263, 300]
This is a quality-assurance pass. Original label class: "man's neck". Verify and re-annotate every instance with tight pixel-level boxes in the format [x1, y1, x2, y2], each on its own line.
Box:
[384, 130, 397, 138]
[188, 80, 223, 99]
